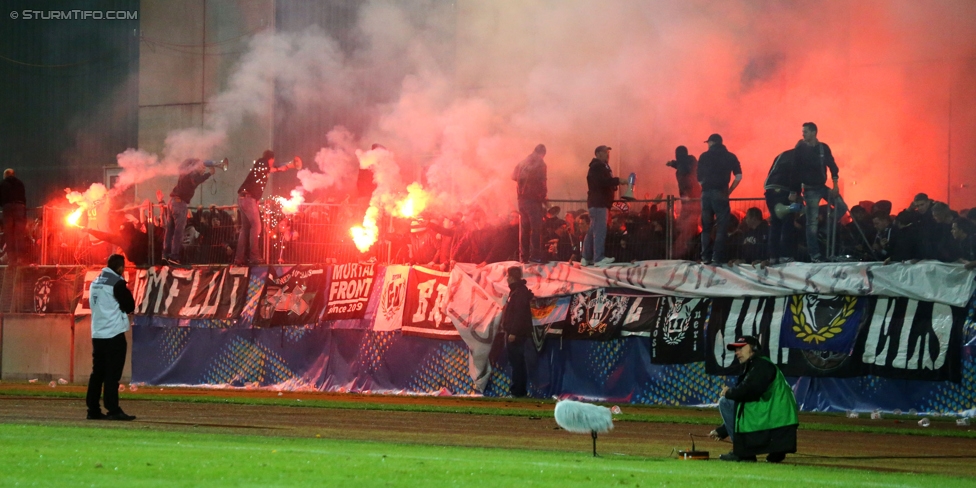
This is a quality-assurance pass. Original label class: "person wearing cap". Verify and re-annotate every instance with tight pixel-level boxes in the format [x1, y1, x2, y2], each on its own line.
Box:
[697, 134, 742, 265]
[583, 145, 619, 267]
[709, 335, 798, 463]
[86, 254, 136, 421]
[512, 144, 548, 264]
[235, 150, 283, 266]
[794, 122, 843, 263]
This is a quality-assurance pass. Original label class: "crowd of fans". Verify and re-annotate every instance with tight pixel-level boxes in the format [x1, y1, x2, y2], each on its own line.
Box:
[3, 192, 975, 270]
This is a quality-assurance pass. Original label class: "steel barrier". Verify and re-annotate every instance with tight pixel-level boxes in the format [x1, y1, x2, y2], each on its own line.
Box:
[8, 196, 772, 267]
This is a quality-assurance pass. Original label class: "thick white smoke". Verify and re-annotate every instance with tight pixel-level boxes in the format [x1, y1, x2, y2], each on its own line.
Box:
[119, 0, 976, 211]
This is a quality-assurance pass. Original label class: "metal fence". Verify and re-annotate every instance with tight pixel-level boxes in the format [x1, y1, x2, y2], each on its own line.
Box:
[4, 196, 771, 268]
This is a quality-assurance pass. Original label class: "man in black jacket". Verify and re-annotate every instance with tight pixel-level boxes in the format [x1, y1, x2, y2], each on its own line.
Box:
[513, 144, 548, 263]
[163, 159, 215, 266]
[583, 145, 620, 267]
[795, 122, 843, 262]
[501, 266, 534, 397]
[764, 150, 801, 263]
[709, 336, 798, 463]
[235, 150, 283, 265]
[0, 168, 27, 265]
[697, 134, 742, 265]
[667, 146, 701, 258]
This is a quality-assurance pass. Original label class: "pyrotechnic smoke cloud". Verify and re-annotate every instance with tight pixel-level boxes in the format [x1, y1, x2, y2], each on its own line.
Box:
[124, 0, 976, 210]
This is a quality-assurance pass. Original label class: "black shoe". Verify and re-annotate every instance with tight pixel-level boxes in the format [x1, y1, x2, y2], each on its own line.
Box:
[105, 412, 136, 421]
[719, 452, 757, 462]
[766, 452, 786, 463]
[86, 411, 105, 420]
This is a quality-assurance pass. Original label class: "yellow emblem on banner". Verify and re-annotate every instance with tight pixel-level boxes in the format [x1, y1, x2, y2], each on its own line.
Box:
[790, 295, 855, 344]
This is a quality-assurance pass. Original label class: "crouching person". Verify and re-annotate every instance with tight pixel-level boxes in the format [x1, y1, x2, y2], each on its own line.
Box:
[710, 336, 798, 462]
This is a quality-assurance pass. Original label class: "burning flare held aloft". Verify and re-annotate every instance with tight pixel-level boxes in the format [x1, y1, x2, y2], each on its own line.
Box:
[350, 183, 431, 253]
[64, 183, 108, 228]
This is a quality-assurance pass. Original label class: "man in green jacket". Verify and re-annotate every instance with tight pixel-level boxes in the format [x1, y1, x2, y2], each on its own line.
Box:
[709, 335, 799, 463]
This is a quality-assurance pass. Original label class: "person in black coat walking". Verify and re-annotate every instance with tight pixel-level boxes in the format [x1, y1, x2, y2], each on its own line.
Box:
[501, 266, 535, 397]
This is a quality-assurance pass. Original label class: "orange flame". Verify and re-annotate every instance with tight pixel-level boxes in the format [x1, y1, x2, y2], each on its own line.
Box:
[66, 208, 84, 228]
[64, 183, 108, 229]
[351, 206, 380, 252]
[395, 183, 428, 218]
[275, 190, 305, 215]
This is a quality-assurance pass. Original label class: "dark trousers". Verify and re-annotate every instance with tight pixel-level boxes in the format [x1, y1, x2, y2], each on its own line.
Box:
[507, 336, 531, 397]
[163, 199, 188, 261]
[86, 333, 128, 415]
[235, 195, 262, 264]
[701, 189, 731, 262]
[517, 199, 545, 261]
[2, 202, 26, 264]
[765, 189, 796, 260]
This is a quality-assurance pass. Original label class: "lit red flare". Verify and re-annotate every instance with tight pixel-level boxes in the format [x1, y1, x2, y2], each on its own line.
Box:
[275, 190, 305, 215]
[64, 183, 108, 229]
[351, 206, 380, 252]
[395, 183, 428, 219]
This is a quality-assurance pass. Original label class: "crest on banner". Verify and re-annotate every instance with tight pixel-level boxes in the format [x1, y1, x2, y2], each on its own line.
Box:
[570, 289, 626, 337]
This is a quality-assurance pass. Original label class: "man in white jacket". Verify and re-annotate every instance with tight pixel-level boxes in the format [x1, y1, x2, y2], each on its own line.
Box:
[85, 254, 137, 421]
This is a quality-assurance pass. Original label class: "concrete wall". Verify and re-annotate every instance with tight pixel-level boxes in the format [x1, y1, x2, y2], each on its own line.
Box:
[136, 0, 275, 207]
[0, 314, 131, 384]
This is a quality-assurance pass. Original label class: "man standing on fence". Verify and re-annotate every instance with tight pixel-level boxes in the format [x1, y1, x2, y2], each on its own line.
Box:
[513, 144, 548, 264]
[235, 150, 283, 266]
[764, 148, 801, 264]
[666, 146, 701, 259]
[163, 159, 214, 267]
[86, 254, 136, 421]
[795, 122, 843, 262]
[0, 168, 27, 265]
[697, 134, 742, 265]
[583, 145, 619, 267]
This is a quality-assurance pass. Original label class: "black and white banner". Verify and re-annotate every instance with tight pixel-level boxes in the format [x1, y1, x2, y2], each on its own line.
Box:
[402, 266, 458, 338]
[325, 263, 378, 321]
[131, 266, 251, 320]
[706, 296, 963, 381]
[651, 297, 709, 364]
[255, 265, 328, 326]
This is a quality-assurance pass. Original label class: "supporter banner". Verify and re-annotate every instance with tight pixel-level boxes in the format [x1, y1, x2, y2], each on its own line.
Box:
[132, 266, 251, 319]
[254, 266, 328, 327]
[325, 263, 378, 321]
[564, 289, 658, 340]
[780, 295, 869, 353]
[403, 267, 458, 338]
[531, 295, 571, 350]
[707, 296, 964, 381]
[453, 261, 976, 308]
[374, 265, 409, 332]
[75, 268, 138, 315]
[14, 266, 85, 314]
[651, 297, 709, 364]
[446, 268, 504, 391]
[858, 298, 964, 382]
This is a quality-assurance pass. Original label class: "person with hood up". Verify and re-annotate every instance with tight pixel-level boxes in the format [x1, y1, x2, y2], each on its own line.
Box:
[512, 144, 548, 263]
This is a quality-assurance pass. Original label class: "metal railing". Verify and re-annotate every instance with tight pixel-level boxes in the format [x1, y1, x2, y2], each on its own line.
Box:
[5, 195, 775, 268]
